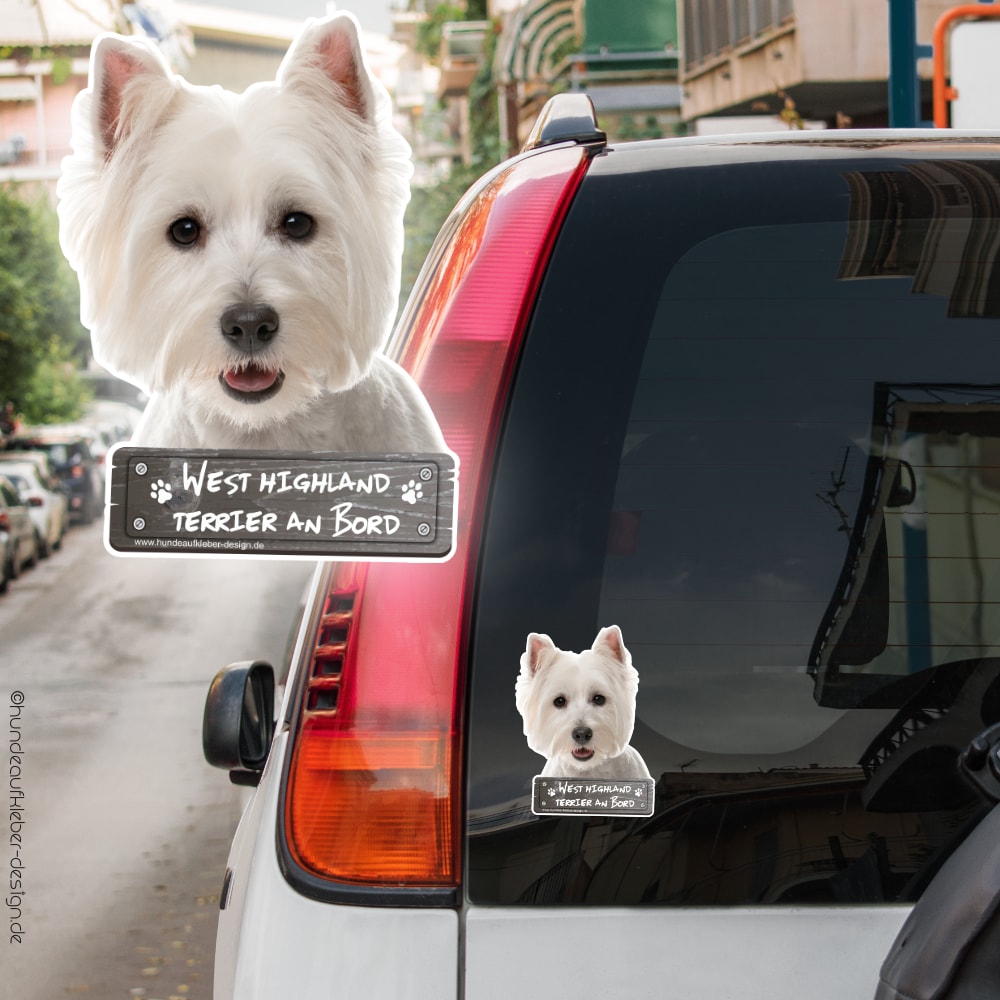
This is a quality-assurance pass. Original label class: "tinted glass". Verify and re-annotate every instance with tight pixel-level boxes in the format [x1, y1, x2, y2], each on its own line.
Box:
[467, 146, 1000, 906]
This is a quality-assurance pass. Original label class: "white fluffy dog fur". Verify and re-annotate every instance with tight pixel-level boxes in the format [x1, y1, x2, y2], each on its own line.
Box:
[516, 626, 652, 780]
[58, 14, 445, 452]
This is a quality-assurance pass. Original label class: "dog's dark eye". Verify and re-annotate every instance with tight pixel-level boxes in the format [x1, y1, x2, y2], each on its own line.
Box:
[553, 696, 567, 709]
[591, 694, 606, 706]
[169, 217, 200, 247]
[282, 212, 314, 240]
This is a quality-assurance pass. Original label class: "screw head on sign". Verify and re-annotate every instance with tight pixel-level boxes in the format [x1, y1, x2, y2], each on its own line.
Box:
[135, 462, 148, 476]
[417, 522, 431, 537]
[133, 517, 145, 531]
[419, 467, 433, 482]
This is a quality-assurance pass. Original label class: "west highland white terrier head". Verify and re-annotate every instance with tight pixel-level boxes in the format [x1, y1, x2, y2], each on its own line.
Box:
[57, 14, 413, 438]
[515, 625, 651, 780]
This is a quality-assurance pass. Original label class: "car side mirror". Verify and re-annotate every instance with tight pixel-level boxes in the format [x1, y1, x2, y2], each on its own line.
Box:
[875, 725, 1000, 999]
[875, 803, 1000, 999]
[202, 660, 275, 786]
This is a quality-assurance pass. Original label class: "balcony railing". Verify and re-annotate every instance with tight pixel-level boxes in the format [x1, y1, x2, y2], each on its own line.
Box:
[683, 0, 795, 69]
[0, 145, 72, 167]
[438, 21, 490, 99]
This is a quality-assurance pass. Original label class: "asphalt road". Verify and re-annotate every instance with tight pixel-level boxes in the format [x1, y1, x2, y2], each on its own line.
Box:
[1, 518, 315, 1000]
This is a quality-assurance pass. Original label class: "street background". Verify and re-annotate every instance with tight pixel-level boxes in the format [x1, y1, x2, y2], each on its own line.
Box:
[2, 521, 314, 999]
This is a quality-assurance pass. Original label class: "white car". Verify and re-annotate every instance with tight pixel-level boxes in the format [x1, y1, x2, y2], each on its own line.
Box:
[202, 110, 1000, 999]
[85, 399, 145, 441]
[0, 460, 68, 558]
[0, 473, 38, 587]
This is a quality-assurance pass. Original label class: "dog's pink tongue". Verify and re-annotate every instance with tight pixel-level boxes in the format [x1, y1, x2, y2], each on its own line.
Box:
[224, 367, 278, 392]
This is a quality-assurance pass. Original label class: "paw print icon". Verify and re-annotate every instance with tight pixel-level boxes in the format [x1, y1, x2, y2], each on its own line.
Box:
[401, 479, 423, 505]
[150, 479, 173, 504]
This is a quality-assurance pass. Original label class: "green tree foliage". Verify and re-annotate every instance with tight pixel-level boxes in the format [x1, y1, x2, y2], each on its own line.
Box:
[467, 20, 501, 164]
[415, 3, 466, 64]
[18, 339, 92, 425]
[400, 12, 502, 313]
[615, 114, 665, 141]
[0, 188, 91, 424]
[413, 1, 489, 63]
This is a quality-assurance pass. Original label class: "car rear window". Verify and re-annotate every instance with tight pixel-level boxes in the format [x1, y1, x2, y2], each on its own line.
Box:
[466, 146, 1000, 907]
[0, 480, 21, 507]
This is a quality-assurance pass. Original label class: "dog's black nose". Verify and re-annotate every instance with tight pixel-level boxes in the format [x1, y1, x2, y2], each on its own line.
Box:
[572, 727, 592, 746]
[221, 303, 279, 352]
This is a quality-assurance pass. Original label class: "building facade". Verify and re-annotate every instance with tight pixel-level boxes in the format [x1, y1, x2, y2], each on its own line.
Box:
[681, 0, 957, 128]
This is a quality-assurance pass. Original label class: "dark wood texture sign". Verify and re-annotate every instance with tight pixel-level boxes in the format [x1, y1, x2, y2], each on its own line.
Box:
[105, 445, 457, 559]
[531, 777, 655, 817]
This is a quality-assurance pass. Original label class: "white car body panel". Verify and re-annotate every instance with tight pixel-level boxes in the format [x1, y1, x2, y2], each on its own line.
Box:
[215, 731, 459, 1000]
[0, 461, 67, 550]
[464, 905, 910, 999]
[219, 731, 909, 1000]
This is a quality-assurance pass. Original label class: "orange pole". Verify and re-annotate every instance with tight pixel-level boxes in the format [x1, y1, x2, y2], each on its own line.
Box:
[933, 4, 1000, 127]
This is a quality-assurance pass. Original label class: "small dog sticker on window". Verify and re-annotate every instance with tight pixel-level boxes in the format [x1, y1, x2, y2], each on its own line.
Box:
[516, 626, 654, 816]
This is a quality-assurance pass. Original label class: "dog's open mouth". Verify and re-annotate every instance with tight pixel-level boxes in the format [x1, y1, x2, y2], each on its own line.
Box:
[572, 748, 595, 762]
[220, 364, 285, 403]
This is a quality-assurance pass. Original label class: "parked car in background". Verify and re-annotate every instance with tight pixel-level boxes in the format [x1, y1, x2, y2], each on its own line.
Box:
[0, 460, 67, 558]
[0, 473, 37, 591]
[0, 449, 65, 500]
[44, 421, 114, 491]
[200, 101, 1000, 999]
[85, 399, 144, 443]
[6, 427, 101, 524]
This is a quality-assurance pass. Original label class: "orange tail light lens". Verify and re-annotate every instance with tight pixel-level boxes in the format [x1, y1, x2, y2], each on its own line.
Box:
[282, 145, 590, 897]
[289, 728, 454, 883]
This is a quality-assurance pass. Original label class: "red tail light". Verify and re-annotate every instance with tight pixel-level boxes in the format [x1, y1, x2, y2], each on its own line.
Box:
[0, 511, 9, 532]
[282, 145, 590, 895]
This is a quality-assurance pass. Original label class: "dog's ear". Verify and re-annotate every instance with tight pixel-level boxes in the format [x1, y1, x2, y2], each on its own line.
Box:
[593, 625, 629, 666]
[525, 633, 557, 677]
[90, 34, 173, 157]
[279, 13, 375, 123]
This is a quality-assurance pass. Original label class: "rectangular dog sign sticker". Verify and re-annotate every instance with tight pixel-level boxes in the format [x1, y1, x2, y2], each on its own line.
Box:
[104, 444, 457, 560]
[531, 777, 655, 817]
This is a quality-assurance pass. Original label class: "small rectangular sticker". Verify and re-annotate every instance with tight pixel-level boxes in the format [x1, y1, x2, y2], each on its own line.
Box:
[105, 444, 457, 560]
[531, 777, 655, 817]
